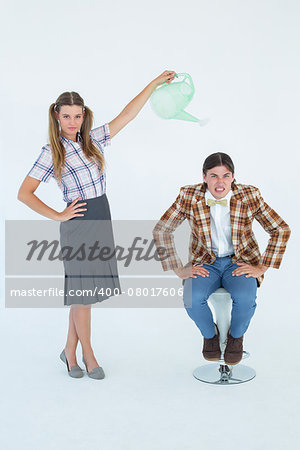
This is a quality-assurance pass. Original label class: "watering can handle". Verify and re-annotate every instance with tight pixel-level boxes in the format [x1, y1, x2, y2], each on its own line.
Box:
[175, 73, 194, 90]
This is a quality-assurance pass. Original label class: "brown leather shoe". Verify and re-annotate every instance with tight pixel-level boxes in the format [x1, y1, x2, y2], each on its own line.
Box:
[202, 325, 221, 361]
[224, 332, 244, 365]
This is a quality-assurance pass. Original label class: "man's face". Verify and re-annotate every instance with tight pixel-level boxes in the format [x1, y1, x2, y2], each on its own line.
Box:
[203, 165, 234, 199]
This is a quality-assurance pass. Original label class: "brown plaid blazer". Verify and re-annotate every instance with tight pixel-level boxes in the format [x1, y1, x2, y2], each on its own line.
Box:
[152, 183, 291, 287]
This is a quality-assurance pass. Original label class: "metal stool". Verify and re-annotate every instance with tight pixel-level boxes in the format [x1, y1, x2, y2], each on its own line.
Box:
[193, 288, 256, 385]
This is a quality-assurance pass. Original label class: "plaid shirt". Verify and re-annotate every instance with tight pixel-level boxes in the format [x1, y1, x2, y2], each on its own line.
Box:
[152, 183, 291, 287]
[27, 124, 110, 203]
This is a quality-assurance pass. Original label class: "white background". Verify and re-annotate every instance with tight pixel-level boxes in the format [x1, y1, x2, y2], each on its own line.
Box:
[1, 1, 299, 449]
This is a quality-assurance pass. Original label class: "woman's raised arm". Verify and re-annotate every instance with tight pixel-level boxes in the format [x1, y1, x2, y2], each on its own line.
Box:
[108, 70, 176, 138]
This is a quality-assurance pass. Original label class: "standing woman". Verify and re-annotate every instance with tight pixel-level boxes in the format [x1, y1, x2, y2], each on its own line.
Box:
[18, 70, 176, 379]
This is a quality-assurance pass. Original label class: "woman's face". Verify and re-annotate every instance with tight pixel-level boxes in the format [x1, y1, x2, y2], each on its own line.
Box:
[55, 105, 85, 141]
[203, 165, 234, 199]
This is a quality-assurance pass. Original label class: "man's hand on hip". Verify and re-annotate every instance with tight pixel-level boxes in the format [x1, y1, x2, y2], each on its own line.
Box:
[232, 263, 268, 278]
[174, 264, 209, 279]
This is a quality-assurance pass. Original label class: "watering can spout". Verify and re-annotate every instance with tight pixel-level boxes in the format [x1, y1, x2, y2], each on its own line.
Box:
[174, 110, 200, 123]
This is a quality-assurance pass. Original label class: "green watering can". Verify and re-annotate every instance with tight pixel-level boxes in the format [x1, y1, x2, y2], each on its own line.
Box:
[150, 73, 209, 125]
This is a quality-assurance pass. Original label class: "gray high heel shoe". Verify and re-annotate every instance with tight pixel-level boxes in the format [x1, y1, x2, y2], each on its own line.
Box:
[60, 350, 84, 378]
[82, 357, 105, 380]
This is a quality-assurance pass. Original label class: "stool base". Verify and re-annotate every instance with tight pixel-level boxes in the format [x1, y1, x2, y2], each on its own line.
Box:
[193, 363, 256, 385]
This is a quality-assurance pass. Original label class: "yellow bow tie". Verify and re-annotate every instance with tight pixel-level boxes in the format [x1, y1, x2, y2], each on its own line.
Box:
[207, 198, 228, 207]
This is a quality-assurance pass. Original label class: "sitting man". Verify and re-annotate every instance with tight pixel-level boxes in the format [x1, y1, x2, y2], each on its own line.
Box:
[153, 153, 290, 365]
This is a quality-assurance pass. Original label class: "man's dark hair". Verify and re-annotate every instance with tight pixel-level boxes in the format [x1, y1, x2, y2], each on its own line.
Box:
[202, 152, 236, 188]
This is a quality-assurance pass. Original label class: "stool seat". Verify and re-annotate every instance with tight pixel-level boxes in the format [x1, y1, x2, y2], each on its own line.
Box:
[193, 288, 256, 385]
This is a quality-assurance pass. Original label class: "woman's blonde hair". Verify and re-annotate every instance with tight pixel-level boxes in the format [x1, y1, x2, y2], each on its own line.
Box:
[49, 91, 105, 182]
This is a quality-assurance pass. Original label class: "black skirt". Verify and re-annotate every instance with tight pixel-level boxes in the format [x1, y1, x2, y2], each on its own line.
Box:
[59, 194, 121, 305]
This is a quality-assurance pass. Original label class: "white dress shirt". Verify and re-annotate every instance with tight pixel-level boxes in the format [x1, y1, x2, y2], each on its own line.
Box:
[205, 189, 234, 257]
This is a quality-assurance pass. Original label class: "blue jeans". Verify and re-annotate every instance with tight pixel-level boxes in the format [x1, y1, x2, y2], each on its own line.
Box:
[183, 256, 257, 339]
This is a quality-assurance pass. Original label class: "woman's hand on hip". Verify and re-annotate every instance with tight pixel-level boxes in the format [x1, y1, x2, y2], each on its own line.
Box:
[57, 197, 87, 221]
